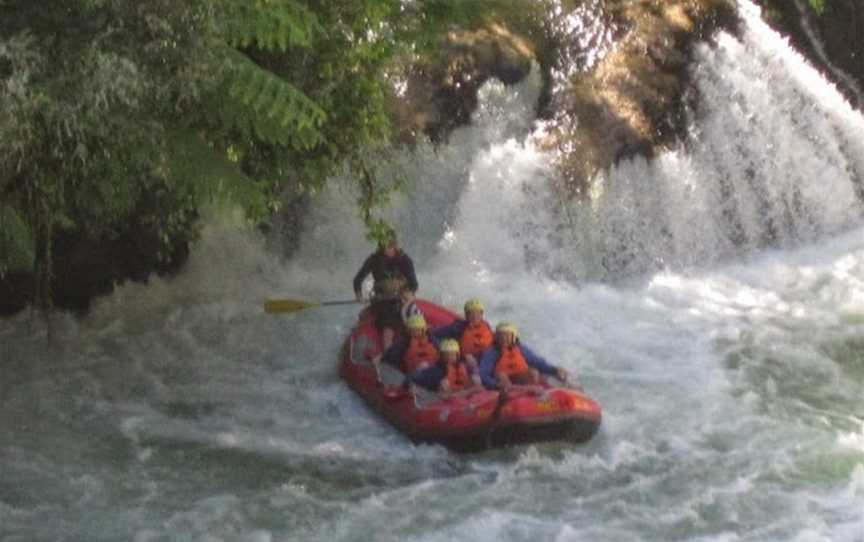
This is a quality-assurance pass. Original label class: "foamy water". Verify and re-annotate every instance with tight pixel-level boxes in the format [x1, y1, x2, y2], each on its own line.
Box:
[2, 2, 864, 541]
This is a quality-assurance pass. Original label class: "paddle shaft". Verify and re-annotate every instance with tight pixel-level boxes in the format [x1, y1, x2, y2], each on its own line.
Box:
[485, 389, 509, 448]
[264, 298, 359, 313]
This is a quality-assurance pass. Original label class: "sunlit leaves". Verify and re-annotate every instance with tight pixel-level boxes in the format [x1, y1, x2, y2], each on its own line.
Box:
[222, 0, 321, 51]
[0, 0, 208, 281]
[808, 0, 825, 15]
[1, 0, 550, 309]
[220, 48, 326, 149]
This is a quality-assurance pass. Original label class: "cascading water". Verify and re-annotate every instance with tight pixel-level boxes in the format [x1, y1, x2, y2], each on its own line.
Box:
[3, 2, 864, 541]
[543, 1, 864, 282]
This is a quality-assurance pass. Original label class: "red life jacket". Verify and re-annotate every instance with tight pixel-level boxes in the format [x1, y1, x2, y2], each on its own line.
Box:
[495, 346, 529, 378]
[445, 363, 472, 391]
[403, 335, 438, 373]
[459, 321, 494, 356]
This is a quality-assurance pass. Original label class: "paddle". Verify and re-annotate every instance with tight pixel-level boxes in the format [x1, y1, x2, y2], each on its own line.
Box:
[263, 298, 359, 314]
[485, 388, 509, 448]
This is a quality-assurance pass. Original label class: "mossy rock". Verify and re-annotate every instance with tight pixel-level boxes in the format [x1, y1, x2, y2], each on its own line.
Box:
[543, 0, 737, 196]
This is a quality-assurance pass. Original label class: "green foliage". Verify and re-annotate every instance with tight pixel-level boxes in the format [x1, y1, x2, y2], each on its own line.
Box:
[203, 0, 405, 221]
[365, 220, 397, 245]
[394, 0, 549, 54]
[165, 129, 274, 221]
[222, 0, 320, 51]
[0, 203, 33, 276]
[0, 0, 214, 306]
[808, 0, 826, 15]
[0, 0, 549, 311]
[218, 48, 326, 149]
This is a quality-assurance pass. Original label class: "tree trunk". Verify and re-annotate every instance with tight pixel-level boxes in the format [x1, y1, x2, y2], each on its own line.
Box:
[28, 187, 54, 333]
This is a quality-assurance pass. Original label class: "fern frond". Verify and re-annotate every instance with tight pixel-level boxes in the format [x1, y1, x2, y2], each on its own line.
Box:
[222, 0, 321, 52]
[217, 48, 326, 149]
[165, 129, 276, 221]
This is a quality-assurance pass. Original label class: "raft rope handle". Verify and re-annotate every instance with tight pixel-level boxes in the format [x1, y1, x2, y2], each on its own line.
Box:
[484, 389, 509, 449]
[412, 385, 438, 409]
[373, 360, 383, 384]
[551, 374, 583, 392]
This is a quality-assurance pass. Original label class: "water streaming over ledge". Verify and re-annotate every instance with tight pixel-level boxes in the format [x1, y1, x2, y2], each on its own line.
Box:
[2, 2, 864, 541]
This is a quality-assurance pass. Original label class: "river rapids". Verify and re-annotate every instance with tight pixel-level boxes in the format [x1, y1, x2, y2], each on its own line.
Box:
[2, 2, 864, 541]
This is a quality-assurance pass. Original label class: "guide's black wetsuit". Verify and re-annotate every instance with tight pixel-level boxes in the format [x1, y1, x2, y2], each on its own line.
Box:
[353, 249, 418, 329]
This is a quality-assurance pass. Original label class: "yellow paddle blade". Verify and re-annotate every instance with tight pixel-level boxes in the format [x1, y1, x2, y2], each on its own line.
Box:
[263, 299, 319, 313]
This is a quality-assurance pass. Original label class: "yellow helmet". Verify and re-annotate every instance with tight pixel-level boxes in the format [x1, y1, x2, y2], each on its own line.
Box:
[495, 321, 518, 338]
[439, 339, 460, 354]
[406, 314, 427, 330]
[464, 298, 485, 313]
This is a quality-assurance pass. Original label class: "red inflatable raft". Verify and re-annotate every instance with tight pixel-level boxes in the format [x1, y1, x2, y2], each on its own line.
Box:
[339, 299, 602, 451]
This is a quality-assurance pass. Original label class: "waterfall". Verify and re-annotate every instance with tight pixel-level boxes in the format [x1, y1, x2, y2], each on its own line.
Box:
[290, 1, 864, 288]
[543, 0, 864, 281]
[3, 3, 864, 541]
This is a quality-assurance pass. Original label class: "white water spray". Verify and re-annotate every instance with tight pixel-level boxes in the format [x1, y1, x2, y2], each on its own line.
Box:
[2, 3, 864, 541]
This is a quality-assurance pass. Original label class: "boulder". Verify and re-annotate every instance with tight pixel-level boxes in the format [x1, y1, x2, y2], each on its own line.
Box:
[0, 218, 190, 317]
[753, 0, 864, 110]
[389, 22, 536, 143]
[540, 0, 737, 196]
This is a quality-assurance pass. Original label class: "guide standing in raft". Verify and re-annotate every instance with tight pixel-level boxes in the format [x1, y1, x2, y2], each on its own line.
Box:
[353, 229, 419, 353]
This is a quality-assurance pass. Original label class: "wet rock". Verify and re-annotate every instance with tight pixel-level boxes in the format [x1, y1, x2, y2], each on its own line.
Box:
[0, 271, 29, 316]
[753, 0, 864, 110]
[0, 224, 189, 317]
[389, 22, 536, 143]
[540, 0, 738, 196]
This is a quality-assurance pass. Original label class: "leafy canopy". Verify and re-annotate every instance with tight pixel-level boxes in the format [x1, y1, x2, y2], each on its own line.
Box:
[808, 0, 826, 15]
[0, 0, 548, 309]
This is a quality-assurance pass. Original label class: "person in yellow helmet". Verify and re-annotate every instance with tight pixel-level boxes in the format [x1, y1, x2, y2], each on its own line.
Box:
[410, 338, 481, 394]
[478, 321, 568, 391]
[398, 283, 424, 327]
[431, 297, 495, 369]
[381, 313, 439, 375]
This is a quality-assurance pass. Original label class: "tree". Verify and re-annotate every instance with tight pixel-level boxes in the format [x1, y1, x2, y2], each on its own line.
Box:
[0, 0, 405, 311]
[0, 0, 215, 311]
[808, 0, 826, 15]
[0, 0, 548, 313]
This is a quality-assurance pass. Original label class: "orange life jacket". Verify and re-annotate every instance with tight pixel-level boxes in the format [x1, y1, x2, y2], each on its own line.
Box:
[403, 336, 438, 374]
[495, 346, 529, 378]
[445, 363, 472, 391]
[459, 321, 494, 356]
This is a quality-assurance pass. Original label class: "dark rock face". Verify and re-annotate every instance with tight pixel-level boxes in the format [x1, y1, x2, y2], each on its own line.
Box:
[753, 0, 864, 110]
[0, 225, 189, 317]
[0, 272, 29, 316]
[541, 0, 738, 196]
[389, 22, 536, 143]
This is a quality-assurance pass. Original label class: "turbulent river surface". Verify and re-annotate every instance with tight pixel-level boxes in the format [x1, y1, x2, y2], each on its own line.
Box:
[3, 3, 864, 541]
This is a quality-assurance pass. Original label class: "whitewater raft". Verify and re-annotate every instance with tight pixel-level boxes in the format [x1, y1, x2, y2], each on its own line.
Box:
[339, 299, 602, 451]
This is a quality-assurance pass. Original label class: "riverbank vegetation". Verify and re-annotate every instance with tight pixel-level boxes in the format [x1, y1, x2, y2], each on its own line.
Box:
[2, 0, 857, 317]
[0, 0, 547, 314]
